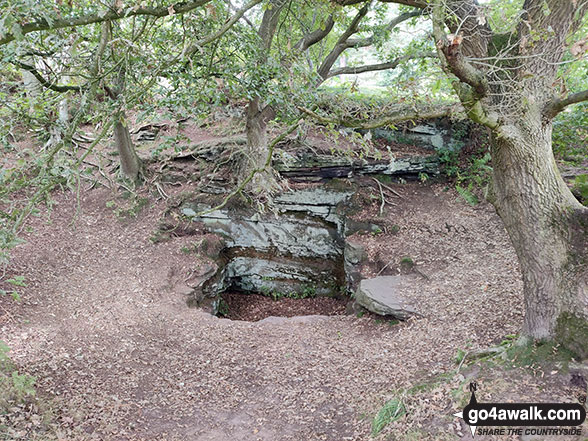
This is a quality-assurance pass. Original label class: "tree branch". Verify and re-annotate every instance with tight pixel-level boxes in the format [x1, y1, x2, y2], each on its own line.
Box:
[316, 3, 370, 80]
[345, 9, 424, 48]
[294, 15, 335, 52]
[431, 1, 498, 129]
[334, 0, 426, 8]
[13, 61, 83, 92]
[431, 1, 489, 96]
[225, 0, 256, 30]
[183, 0, 263, 58]
[544, 89, 588, 119]
[326, 52, 435, 78]
[317, 5, 423, 82]
[298, 103, 461, 129]
[0, 0, 212, 46]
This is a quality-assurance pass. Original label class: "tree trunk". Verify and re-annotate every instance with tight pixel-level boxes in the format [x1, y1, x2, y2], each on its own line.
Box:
[490, 115, 588, 356]
[242, 98, 279, 196]
[111, 64, 142, 184]
[113, 111, 141, 184]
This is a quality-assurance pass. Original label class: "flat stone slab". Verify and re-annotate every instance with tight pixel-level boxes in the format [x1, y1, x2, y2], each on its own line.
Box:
[355, 276, 417, 319]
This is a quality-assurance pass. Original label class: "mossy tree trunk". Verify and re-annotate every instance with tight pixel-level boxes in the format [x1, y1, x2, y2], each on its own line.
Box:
[490, 116, 588, 355]
[240, 0, 286, 197]
[110, 65, 142, 184]
[113, 111, 142, 184]
[429, 0, 588, 356]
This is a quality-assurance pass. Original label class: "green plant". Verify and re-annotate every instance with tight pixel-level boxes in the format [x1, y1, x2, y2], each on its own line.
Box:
[400, 256, 414, 270]
[455, 348, 467, 365]
[0, 341, 37, 407]
[300, 285, 317, 298]
[371, 397, 406, 436]
[456, 184, 479, 206]
[180, 241, 201, 254]
[113, 196, 149, 219]
[371, 227, 383, 236]
[0, 275, 26, 301]
[151, 132, 191, 159]
[436, 145, 461, 178]
[571, 174, 588, 205]
[437, 141, 493, 205]
[271, 291, 284, 301]
[217, 299, 230, 317]
[552, 103, 588, 165]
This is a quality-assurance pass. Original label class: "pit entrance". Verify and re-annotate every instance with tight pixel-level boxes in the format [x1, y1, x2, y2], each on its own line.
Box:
[182, 186, 364, 317]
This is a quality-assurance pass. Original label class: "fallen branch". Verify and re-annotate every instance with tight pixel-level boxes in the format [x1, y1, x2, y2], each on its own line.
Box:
[372, 177, 388, 215]
[377, 179, 404, 199]
[298, 103, 460, 130]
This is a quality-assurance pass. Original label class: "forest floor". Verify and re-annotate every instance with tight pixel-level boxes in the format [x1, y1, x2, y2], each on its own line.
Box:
[1, 120, 587, 440]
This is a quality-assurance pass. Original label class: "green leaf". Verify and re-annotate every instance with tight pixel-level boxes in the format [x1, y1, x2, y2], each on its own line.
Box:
[7, 275, 26, 287]
[11, 22, 23, 40]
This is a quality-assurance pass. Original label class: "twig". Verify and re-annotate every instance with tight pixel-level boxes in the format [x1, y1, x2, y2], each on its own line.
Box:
[372, 177, 387, 216]
[376, 260, 393, 276]
[456, 350, 469, 373]
[414, 268, 430, 281]
[377, 180, 404, 199]
[155, 182, 169, 199]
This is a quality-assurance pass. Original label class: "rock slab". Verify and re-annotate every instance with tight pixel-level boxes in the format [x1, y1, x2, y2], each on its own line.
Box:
[355, 276, 417, 319]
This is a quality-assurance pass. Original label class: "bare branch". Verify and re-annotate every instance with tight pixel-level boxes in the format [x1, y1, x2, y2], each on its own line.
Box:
[544, 89, 588, 119]
[326, 52, 435, 78]
[0, 0, 212, 46]
[317, 5, 423, 82]
[298, 103, 461, 129]
[225, 0, 256, 30]
[431, 1, 499, 129]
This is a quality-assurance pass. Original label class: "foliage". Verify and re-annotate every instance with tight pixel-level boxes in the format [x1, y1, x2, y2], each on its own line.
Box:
[261, 284, 318, 301]
[552, 104, 588, 165]
[571, 174, 588, 206]
[371, 397, 406, 436]
[0, 342, 36, 408]
[437, 140, 493, 206]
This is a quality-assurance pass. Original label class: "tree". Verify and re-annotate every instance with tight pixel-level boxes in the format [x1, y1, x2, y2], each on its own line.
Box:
[332, 0, 588, 355]
[1, 0, 258, 183]
[432, 0, 588, 356]
[234, 0, 434, 199]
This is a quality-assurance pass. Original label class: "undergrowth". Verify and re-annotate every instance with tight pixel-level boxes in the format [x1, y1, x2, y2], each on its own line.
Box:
[0, 341, 36, 410]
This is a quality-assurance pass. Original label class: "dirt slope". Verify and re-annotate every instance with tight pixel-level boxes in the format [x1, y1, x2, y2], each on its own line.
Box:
[0, 181, 584, 440]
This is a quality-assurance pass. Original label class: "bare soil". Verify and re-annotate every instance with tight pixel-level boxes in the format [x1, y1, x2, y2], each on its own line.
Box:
[1, 132, 587, 440]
